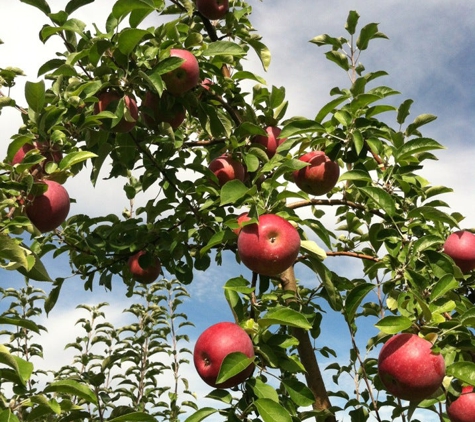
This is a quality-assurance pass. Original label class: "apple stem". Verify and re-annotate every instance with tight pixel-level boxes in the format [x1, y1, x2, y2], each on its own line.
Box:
[280, 267, 336, 422]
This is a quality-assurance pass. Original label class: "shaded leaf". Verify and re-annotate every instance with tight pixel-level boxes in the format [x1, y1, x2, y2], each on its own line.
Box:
[254, 399, 292, 422]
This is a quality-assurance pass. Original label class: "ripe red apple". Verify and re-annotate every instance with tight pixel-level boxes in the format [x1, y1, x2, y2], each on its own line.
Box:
[26, 180, 70, 233]
[292, 151, 340, 196]
[12, 141, 63, 166]
[232, 212, 250, 236]
[237, 214, 301, 276]
[196, 0, 229, 20]
[142, 91, 186, 130]
[209, 154, 246, 187]
[443, 231, 475, 274]
[162, 49, 200, 96]
[252, 126, 287, 159]
[447, 386, 475, 422]
[193, 321, 255, 389]
[127, 250, 161, 284]
[377, 333, 446, 402]
[94, 91, 138, 132]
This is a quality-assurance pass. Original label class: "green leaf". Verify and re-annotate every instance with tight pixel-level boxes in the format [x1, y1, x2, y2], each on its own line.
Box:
[280, 119, 324, 138]
[59, 151, 98, 170]
[413, 235, 443, 254]
[248, 378, 279, 402]
[203, 41, 246, 57]
[282, 379, 315, 407]
[358, 186, 396, 216]
[0, 345, 34, 385]
[16, 253, 52, 282]
[19, 0, 51, 14]
[216, 352, 254, 385]
[397, 99, 414, 125]
[200, 230, 234, 254]
[254, 398, 292, 422]
[65, 0, 95, 14]
[0, 409, 20, 422]
[259, 307, 312, 330]
[338, 169, 372, 183]
[25, 80, 45, 113]
[375, 316, 413, 334]
[117, 28, 150, 56]
[247, 38, 271, 71]
[447, 362, 475, 386]
[112, 0, 155, 19]
[224, 277, 255, 294]
[345, 283, 375, 323]
[396, 137, 445, 162]
[44, 380, 97, 404]
[407, 206, 459, 228]
[356, 23, 388, 51]
[315, 95, 349, 123]
[108, 412, 157, 422]
[345, 11, 360, 35]
[0, 317, 41, 334]
[405, 114, 438, 136]
[219, 179, 249, 205]
[309, 34, 343, 49]
[325, 50, 350, 71]
[300, 240, 326, 261]
[184, 408, 218, 422]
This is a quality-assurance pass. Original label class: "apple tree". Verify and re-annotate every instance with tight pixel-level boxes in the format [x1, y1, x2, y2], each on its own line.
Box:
[1, 1, 475, 421]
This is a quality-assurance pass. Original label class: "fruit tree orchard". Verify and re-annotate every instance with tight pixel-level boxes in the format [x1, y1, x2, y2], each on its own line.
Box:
[1, 1, 475, 422]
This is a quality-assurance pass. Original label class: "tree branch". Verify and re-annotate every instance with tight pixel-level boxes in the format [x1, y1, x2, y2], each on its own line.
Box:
[280, 267, 336, 422]
[287, 198, 386, 219]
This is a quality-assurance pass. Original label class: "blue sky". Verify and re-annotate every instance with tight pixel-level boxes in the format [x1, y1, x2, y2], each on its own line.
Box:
[1, 1, 475, 420]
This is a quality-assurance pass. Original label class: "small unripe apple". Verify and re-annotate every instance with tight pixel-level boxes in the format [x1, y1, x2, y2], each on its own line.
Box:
[252, 126, 287, 159]
[443, 231, 475, 274]
[292, 151, 340, 196]
[196, 0, 229, 20]
[127, 250, 161, 284]
[377, 333, 445, 402]
[162, 49, 200, 96]
[237, 214, 301, 276]
[142, 91, 186, 130]
[193, 321, 255, 389]
[209, 154, 246, 187]
[26, 180, 70, 233]
[94, 91, 138, 133]
[447, 386, 475, 422]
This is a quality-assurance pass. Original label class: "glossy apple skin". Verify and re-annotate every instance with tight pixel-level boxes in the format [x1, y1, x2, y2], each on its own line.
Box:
[127, 250, 161, 284]
[26, 180, 70, 233]
[447, 386, 475, 422]
[162, 49, 200, 96]
[293, 151, 340, 196]
[193, 322, 255, 389]
[252, 126, 287, 159]
[378, 333, 446, 402]
[94, 91, 138, 133]
[196, 0, 229, 20]
[142, 92, 186, 130]
[237, 214, 301, 276]
[443, 231, 475, 274]
[209, 154, 246, 187]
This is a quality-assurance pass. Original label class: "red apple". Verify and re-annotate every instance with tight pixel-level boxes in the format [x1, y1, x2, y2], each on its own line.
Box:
[292, 151, 340, 196]
[94, 91, 138, 133]
[209, 154, 246, 187]
[12, 141, 63, 168]
[447, 386, 475, 422]
[443, 231, 475, 274]
[232, 212, 251, 236]
[193, 322, 255, 389]
[26, 180, 70, 233]
[252, 126, 287, 159]
[377, 333, 446, 402]
[162, 49, 200, 96]
[127, 250, 161, 284]
[237, 214, 301, 276]
[142, 91, 186, 130]
[196, 0, 229, 20]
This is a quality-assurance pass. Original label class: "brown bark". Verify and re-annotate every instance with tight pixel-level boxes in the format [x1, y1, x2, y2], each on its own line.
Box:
[280, 267, 337, 422]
